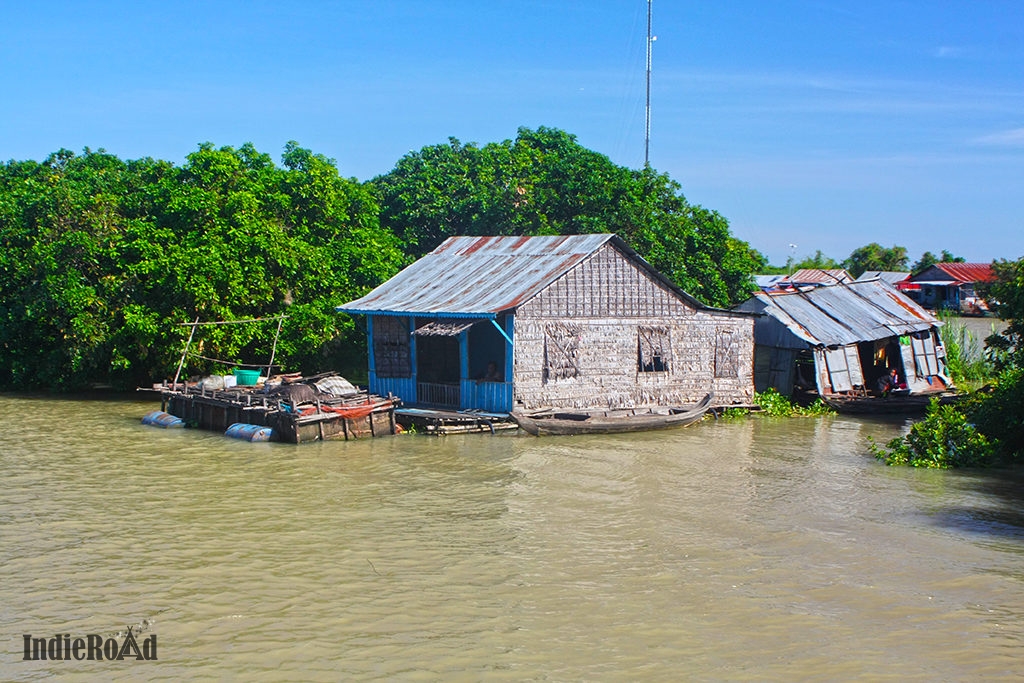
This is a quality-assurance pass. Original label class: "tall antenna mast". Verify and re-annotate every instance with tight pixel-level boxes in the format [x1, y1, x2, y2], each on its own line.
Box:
[644, 0, 654, 167]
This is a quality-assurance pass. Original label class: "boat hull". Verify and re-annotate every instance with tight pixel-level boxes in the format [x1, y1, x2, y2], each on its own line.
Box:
[511, 393, 714, 436]
[820, 391, 962, 415]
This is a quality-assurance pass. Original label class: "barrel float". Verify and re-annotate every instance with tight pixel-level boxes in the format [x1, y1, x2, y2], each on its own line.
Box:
[141, 410, 185, 428]
[225, 423, 274, 442]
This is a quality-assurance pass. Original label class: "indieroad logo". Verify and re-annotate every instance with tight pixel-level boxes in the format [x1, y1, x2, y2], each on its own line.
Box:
[22, 624, 157, 661]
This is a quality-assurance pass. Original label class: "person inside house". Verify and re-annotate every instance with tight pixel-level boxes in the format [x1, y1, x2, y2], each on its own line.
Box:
[876, 367, 902, 396]
[477, 361, 502, 383]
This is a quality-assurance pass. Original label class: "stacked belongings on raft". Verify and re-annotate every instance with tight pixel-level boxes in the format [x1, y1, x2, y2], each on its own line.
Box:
[156, 371, 399, 443]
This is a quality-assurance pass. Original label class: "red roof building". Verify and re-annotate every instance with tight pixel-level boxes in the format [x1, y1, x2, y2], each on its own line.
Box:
[903, 263, 995, 314]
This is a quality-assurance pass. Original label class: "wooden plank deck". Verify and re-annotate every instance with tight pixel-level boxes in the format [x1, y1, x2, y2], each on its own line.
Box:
[395, 408, 519, 435]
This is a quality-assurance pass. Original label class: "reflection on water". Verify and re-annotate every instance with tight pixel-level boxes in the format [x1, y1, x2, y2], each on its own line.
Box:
[2, 396, 1023, 681]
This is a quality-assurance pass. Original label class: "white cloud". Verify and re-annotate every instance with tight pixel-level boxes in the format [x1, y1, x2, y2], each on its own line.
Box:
[973, 127, 1024, 146]
[933, 46, 964, 59]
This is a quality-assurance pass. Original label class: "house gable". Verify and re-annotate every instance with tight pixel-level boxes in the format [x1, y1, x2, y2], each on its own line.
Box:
[518, 243, 696, 319]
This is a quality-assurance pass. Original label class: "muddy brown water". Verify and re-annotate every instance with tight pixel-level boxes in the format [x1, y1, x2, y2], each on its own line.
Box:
[2, 394, 1022, 681]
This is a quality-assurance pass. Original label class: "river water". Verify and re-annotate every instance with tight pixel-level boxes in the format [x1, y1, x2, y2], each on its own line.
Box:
[2, 394, 1023, 681]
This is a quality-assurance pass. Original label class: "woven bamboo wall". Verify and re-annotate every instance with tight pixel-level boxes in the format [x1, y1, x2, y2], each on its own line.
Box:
[513, 244, 754, 409]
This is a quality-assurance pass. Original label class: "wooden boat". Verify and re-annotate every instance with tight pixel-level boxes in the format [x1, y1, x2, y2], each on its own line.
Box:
[820, 389, 963, 415]
[511, 392, 714, 436]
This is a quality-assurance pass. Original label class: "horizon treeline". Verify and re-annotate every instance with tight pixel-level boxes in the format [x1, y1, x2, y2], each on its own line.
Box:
[0, 126, 767, 391]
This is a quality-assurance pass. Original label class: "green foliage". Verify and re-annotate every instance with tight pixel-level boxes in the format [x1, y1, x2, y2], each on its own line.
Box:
[871, 369, 1024, 468]
[964, 367, 1024, 462]
[753, 388, 834, 417]
[935, 310, 993, 383]
[870, 399, 995, 468]
[984, 258, 1024, 370]
[873, 255, 1024, 468]
[0, 143, 405, 390]
[843, 243, 909, 278]
[911, 250, 964, 275]
[372, 127, 765, 308]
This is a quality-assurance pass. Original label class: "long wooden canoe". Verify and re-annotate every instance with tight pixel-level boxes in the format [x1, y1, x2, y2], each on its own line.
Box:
[511, 392, 714, 436]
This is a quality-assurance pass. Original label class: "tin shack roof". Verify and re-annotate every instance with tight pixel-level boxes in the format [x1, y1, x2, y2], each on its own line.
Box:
[908, 263, 995, 285]
[857, 271, 910, 285]
[782, 268, 854, 286]
[338, 234, 709, 317]
[736, 278, 939, 348]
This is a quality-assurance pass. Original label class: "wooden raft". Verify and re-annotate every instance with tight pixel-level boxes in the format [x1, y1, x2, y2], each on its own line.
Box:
[155, 379, 398, 443]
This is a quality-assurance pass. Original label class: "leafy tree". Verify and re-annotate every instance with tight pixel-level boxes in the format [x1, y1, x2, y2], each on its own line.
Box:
[373, 126, 764, 307]
[843, 243, 909, 278]
[983, 257, 1024, 370]
[911, 249, 965, 274]
[0, 143, 405, 391]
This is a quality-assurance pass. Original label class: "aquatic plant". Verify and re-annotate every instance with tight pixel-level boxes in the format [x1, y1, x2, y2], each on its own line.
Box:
[935, 310, 993, 384]
[870, 398, 995, 468]
[752, 388, 834, 417]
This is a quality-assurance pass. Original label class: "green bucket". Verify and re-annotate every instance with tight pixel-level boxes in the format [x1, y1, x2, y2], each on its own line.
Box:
[233, 368, 262, 386]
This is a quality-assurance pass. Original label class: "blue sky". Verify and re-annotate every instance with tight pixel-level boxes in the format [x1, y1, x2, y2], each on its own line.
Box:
[3, 1, 1022, 266]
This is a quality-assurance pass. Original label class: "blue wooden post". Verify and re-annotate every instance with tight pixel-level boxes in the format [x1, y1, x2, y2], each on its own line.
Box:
[459, 329, 470, 409]
[408, 316, 418, 404]
[502, 315, 514, 385]
[366, 315, 376, 394]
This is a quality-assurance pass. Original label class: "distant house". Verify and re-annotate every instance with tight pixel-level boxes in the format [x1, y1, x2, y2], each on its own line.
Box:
[338, 234, 756, 413]
[900, 263, 995, 314]
[735, 279, 952, 398]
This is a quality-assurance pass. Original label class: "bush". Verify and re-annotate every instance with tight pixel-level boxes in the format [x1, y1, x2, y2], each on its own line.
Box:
[753, 388, 834, 417]
[964, 367, 1024, 462]
[870, 399, 996, 468]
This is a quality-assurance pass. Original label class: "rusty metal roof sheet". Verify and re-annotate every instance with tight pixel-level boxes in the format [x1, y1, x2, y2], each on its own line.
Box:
[857, 271, 910, 285]
[739, 278, 939, 347]
[782, 268, 854, 286]
[339, 234, 691, 317]
[908, 262, 995, 285]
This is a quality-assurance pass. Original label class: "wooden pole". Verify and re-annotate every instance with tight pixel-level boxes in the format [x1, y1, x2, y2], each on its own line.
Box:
[172, 316, 200, 388]
[267, 315, 285, 377]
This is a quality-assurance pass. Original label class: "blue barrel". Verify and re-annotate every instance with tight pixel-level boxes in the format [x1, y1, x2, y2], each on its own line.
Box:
[225, 423, 274, 442]
[142, 410, 185, 428]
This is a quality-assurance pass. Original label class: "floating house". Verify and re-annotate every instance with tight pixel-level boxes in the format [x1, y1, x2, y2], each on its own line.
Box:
[899, 262, 995, 314]
[735, 279, 952, 399]
[338, 234, 756, 413]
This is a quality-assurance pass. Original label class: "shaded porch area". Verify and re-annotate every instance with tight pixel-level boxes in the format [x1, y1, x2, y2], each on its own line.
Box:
[368, 314, 514, 413]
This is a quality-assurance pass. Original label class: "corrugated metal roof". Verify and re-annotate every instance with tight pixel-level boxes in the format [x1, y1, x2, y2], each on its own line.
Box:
[754, 274, 787, 289]
[909, 263, 995, 285]
[935, 262, 995, 283]
[739, 279, 939, 347]
[338, 234, 700, 316]
[857, 271, 909, 285]
[783, 268, 854, 285]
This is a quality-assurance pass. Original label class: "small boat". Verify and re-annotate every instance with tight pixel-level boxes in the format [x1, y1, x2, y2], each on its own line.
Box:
[511, 392, 714, 436]
[820, 390, 963, 415]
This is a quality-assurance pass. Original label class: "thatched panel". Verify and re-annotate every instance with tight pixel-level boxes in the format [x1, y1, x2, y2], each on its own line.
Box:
[512, 313, 754, 409]
[519, 244, 694, 319]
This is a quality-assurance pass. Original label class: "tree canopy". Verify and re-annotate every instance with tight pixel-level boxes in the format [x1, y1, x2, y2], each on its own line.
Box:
[0, 143, 405, 390]
[842, 243, 909, 278]
[372, 126, 765, 308]
[911, 249, 965, 275]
